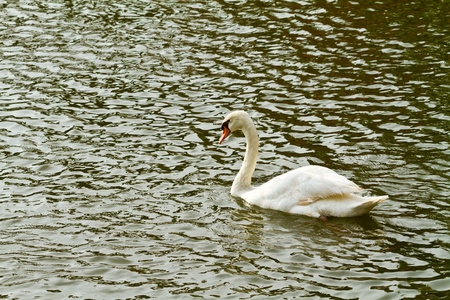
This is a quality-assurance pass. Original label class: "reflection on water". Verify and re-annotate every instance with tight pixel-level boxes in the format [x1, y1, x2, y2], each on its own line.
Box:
[0, 0, 449, 298]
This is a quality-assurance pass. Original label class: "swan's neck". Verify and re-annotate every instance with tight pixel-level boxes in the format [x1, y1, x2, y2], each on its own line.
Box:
[231, 122, 259, 196]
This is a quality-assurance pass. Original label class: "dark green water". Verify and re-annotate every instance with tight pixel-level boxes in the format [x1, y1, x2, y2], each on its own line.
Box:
[0, 0, 449, 299]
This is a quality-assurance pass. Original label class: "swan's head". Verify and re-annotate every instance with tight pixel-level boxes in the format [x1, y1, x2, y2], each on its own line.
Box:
[219, 111, 254, 144]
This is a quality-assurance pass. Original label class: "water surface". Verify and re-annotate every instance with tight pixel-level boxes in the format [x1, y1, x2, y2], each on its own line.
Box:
[0, 0, 449, 299]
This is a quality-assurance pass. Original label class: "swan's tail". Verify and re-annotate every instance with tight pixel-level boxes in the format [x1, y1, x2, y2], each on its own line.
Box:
[354, 195, 388, 216]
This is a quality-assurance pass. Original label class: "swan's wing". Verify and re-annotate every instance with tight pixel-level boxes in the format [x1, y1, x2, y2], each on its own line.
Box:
[293, 166, 363, 204]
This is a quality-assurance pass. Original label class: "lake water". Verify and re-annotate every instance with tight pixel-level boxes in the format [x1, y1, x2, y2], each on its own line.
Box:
[1, 0, 449, 299]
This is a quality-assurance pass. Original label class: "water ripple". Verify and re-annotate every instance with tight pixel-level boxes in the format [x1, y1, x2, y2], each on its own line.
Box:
[0, 0, 449, 299]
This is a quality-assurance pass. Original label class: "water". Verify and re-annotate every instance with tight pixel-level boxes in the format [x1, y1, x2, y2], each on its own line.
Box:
[0, 0, 449, 298]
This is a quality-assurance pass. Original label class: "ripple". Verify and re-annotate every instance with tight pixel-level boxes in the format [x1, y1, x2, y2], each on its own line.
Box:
[0, 0, 449, 299]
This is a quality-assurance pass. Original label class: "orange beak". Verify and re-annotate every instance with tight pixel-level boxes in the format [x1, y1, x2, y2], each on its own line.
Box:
[219, 126, 231, 144]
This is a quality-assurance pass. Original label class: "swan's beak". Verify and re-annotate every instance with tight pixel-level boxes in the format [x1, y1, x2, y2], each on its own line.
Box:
[219, 126, 231, 144]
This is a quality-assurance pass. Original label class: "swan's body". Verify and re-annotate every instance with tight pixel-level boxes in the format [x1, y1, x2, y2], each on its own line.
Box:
[219, 111, 387, 218]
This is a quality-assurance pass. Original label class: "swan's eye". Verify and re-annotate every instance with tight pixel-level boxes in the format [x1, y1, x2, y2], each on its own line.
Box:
[221, 120, 230, 130]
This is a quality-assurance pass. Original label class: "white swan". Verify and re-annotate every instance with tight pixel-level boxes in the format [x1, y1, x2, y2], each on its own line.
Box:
[219, 111, 387, 218]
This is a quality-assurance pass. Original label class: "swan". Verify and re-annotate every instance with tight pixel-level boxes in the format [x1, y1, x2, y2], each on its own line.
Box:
[219, 111, 387, 218]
